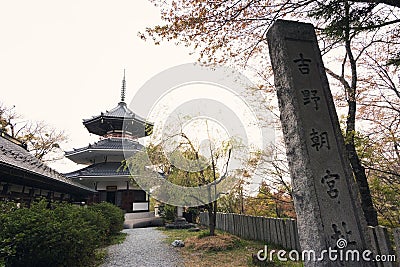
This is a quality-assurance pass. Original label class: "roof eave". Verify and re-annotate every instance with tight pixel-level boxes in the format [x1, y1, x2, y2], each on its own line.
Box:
[0, 161, 96, 194]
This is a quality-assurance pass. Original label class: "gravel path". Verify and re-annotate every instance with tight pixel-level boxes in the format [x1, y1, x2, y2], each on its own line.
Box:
[100, 228, 184, 267]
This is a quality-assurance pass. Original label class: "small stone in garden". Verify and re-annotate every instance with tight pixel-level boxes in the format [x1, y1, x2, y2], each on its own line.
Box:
[171, 240, 185, 247]
[188, 227, 200, 232]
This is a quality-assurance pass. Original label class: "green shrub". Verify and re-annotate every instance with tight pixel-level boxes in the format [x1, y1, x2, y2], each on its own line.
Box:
[0, 201, 19, 261]
[88, 202, 124, 236]
[0, 200, 108, 267]
[75, 205, 109, 245]
[0, 201, 19, 214]
[158, 204, 176, 222]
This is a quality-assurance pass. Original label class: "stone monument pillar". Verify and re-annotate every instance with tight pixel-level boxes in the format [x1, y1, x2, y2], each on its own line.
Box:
[165, 206, 195, 229]
[267, 20, 373, 266]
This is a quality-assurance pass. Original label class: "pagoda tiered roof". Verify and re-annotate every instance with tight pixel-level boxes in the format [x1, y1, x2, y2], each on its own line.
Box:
[65, 162, 131, 178]
[65, 137, 143, 165]
[83, 101, 153, 137]
[98, 101, 139, 118]
[66, 137, 143, 154]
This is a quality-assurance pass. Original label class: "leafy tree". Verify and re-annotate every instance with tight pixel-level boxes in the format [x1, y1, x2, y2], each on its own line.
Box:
[245, 181, 295, 218]
[125, 130, 235, 236]
[141, 0, 400, 226]
[0, 102, 67, 160]
[0, 104, 20, 137]
[354, 130, 400, 227]
[356, 48, 399, 227]
[140, 0, 399, 67]
[312, 1, 399, 226]
[217, 173, 248, 214]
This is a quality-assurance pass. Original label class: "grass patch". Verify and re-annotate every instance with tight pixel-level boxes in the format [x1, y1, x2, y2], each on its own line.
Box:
[160, 227, 303, 267]
[185, 233, 242, 251]
[158, 227, 209, 243]
[197, 230, 213, 239]
[108, 232, 128, 245]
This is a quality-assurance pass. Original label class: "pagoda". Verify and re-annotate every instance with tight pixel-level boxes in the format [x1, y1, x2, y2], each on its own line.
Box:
[65, 73, 153, 212]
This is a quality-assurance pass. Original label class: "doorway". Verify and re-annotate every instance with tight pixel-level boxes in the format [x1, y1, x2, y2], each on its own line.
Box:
[106, 191, 116, 204]
[106, 186, 117, 204]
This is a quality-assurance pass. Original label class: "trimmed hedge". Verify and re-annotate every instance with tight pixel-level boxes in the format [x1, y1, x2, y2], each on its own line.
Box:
[0, 200, 124, 267]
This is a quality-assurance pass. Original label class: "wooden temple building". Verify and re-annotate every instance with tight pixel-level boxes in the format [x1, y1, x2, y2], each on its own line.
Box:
[0, 130, 95, 204]
[64, 74, 153, 212]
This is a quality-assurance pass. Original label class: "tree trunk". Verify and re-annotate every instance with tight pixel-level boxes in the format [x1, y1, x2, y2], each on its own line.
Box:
[346, 142, 379, 226]
[342, 7, 378, 226]
[344, 60, 378, 226]
[345, 75, 378, 226]
[207, 201, 217, 236]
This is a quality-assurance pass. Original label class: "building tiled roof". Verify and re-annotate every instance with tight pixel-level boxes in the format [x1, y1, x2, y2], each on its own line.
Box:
[65, 137, 143, 156]
[65, 162, 131, 178]
[0, 133, 95, 193]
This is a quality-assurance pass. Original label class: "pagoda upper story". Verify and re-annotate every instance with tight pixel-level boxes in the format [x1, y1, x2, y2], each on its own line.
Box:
[65, 72, 153, 165]
[82, 101, 153, 139]
[81, 72, 153, 139]
[64, 137, 143, 165]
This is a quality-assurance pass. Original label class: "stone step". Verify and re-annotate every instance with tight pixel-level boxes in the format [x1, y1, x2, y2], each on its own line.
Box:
[124, 211, 155, 220]
[123, 217, 164, 229]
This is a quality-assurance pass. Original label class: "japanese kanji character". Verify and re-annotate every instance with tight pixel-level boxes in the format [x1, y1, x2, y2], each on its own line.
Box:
[293, 53, 311, 74]
[301, 89, 320, 110]
[321, 170, 340, 199]
[310, 129, 330, 151]
[331, 222, 357, 248]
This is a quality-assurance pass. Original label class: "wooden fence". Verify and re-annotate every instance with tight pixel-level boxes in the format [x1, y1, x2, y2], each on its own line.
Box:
[199, 212, 400, 265]
[199, 212, 301, 251]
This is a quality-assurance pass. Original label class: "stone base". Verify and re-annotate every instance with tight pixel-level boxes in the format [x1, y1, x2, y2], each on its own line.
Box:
[123, 211, 164, 229]
[165, 217, 196, 229]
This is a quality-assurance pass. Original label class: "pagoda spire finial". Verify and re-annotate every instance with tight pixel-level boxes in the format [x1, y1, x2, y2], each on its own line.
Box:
[121, 69, 126, 102]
